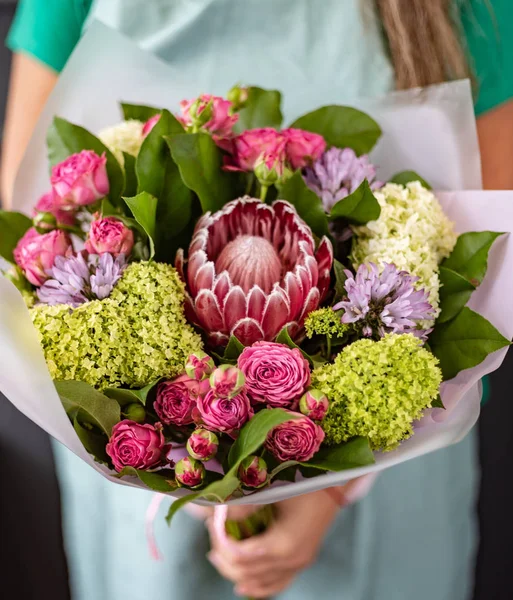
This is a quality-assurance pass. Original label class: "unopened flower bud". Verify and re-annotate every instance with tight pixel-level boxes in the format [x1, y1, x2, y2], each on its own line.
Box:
[209, 364, 245, 399]
[238, 455, 268, 489]
[299, 389, 329, 421]
[33, 211, 58, 233]
[123, 403, 146, 424]
[188, 97, 214, 129]
[175, 457, 206, 488]
[227, 85, 249, 111]
[254, 147, 292, 187]
[185, 351, 215, 381]
[186, 428, 219, 461]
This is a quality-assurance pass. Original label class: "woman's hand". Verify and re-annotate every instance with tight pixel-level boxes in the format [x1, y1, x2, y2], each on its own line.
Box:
[207, 489, 342, 599]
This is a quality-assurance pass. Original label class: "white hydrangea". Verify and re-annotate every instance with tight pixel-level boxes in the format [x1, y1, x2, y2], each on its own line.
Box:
[351, 182, 457, 319]
[98, 119, 145, 164]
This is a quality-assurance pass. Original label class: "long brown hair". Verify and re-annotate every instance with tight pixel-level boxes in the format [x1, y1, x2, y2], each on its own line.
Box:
[374, 0, 471, 89]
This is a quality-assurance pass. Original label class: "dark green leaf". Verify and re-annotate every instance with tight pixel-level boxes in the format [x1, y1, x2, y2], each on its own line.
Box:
[389, 170, 432, 189]
[55, 380, 120, 436]
[333, 259, 348, 303]
[329, 179, 381, 225]
[166, 133, 239, 213]
[122, 152, 138, 197]
[302, 437, 375, 471]
[278, 171, 328, 237]
[47, 117, 124, 204]
[104, 378, 162, 407]
[0, 210, 32, 263]
[276, 327, 315, 367]
[289, 105, 381, 155]
[123, 192, 158, 259]
[121, 103, 162, 122]
[118, 466, 178, 492]
[437, 266, 476, 324]
[73, 416, 109, 463]
[442, 231, 504, 286]
[223, 336, 245, 361]
[234, 87, 283, 132]
[431, 394, 445, 409]
[430, 307, 511, 380]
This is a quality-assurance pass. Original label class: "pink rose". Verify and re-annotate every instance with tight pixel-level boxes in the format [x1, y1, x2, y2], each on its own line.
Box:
[194, 389, 253, 434]
[179, 94, 238, 138]
[106, 420, 165, 472]
[299, 389, 329, 421]
[238, 341, 311, 408]
[186, 428, 219, 461]
[51, 150, 110, 208]
[238, 455, 268, 489]
[265, 411, 325, 462]
[283, 128, 326, 170]
[209, 365, 245, 399]
[33, 191, 77, 228]
[224, 128, 284, 172]
[13, 228, 73, 286]
[85, 217, 134, 257]
[175, 457, 206, 488]
[185, 351, 215, 381]
[142, 113, 161, 137]
[155, 374, 209, 427]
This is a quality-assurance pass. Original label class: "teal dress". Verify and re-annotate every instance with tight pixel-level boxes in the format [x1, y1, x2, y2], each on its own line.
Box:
[7, 1, 513, 599]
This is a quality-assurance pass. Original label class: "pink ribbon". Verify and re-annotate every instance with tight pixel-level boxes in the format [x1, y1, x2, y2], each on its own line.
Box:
[145, 493, 165, 561]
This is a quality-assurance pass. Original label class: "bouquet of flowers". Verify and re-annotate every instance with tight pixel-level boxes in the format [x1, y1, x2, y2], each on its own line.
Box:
[1, 25, 513, 529]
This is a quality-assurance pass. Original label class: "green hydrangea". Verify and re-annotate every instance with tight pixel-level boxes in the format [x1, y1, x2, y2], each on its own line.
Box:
[312, 334, 442, 451]
[305, 308, 348, 339]
[30, 262, 203, 390]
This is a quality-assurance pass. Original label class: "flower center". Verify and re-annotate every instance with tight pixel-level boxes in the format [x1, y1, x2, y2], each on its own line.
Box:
[215, 235, 282, 293]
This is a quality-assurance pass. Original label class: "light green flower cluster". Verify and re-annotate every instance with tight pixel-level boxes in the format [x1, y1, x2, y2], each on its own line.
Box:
[312, 334, 441, 451]
[98, 119, 145, 164]
[305, 308, 348, 339]
[30, 262, 203, 390]
[352, 182, 457, 319]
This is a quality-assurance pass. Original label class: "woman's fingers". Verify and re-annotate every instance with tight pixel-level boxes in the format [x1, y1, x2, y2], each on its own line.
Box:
[234, 574, 296, 599]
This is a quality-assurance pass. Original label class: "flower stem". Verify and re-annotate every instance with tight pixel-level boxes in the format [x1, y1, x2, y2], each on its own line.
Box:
[326, 334, 332, 360]
[259, 185, 269, 202]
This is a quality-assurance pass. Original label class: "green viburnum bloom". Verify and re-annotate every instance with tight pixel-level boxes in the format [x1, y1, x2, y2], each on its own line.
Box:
[304, 308, 348, 339]
[312, 334, 441, 451]
[30, 262, 203, 390]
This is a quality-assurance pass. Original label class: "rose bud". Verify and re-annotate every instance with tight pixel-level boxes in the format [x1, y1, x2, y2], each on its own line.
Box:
[254, 139, 291, 187]
[185, 351, 215, 381]
[238, 455, 268, 489]
[51, 150, 110, 208]
[238, 341, 311, 409]
[282, 128, 326, 170]
[265, 411, 325, 462]
[106, 420, 165, 472]
[13, 228, 73, 286]
[209, 365, 246, 399]
[299, 389, 329, 421]
[155, 374, 208, 427]
[194, 389, 253, 434]
[123, 403, 146, 424]
[175, 457, 206, 488]
[227, 84, 249, 111]
[33, 211, 58, 233]
[186, 428, 219, 461]
[179, 94, 238, 138]
[33, 191, 78, 229]
[85, 217, 135, 258]
[142, 113, 161, 137]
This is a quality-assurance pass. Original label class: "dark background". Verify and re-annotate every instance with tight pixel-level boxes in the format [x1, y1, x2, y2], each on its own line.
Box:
[0, 1, 512, 598]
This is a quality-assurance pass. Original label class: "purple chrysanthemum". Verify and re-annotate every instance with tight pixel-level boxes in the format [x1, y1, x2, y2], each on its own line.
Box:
[333, 263, 434, 340]
[37, 252, 126, 307]
[304, 147, 382, 211]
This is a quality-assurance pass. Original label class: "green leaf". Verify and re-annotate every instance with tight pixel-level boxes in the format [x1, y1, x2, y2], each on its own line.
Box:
[166, 133, 239, 213]
[123, 192, 158, 259]
[118, 466, 178, 492]
[430, 307, 511, 380]
[0, 210, 32, 263]
[389, 170, 432, 189]
[302, 437, 375, 471]
[278, 171, 328, 237]
[55, 380, 120, 436]
[104, 378, 162, 407]
[333, 259, 348, 303]
[329, 179, 381, 225]
[431, 394, 445, 409]
[121, 103, 162, 122]
[437, 266, 476, 324]
[234, 87, 283, 132]
[47, 117, 124, 204]
[227, 408, 293, 470]
[73, 416, 109, 463]
[289, 105, 381, 155]
[276, 327, 316, 367]
[122, 152, 138, 197]
[223, 336, 245, 361]
[442, 231, 504, 286]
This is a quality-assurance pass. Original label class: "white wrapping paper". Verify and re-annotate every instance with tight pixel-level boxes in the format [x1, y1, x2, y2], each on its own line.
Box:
[1, 22, 511, 505]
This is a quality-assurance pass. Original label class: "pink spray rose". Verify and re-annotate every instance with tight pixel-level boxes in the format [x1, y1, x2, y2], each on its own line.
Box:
[209, 365, 246, 399]
[186, 428, 219, 461]
[155, 375, 209, 427]
[254, 137, 291, 186]
[283, 128, 326, 170]
[224, 128, 284, 172]
[265, 411, 325, 462]
[238, 341, 311, 409]
[238, 455, 268, 489]
[179, 94, 238, 138]
[13, 228, 73, 286]
[142, 113, 161, 137]
[33, 191, 77, 228]
[299, 389, 330, 421]
[185, 351, 215, 381]
[51, 150, 109, 208]
[85, 217, 134, 257]
[175, 456, 206, 488]
[194, 389, 253, 434]
[106, 420, 165, 472]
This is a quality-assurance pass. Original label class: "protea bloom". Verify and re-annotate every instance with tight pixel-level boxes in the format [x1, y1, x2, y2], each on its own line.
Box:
[176, 197, 333, 347]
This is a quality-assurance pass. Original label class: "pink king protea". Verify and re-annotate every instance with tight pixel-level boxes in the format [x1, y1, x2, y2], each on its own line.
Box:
[176, 197, 333, 347]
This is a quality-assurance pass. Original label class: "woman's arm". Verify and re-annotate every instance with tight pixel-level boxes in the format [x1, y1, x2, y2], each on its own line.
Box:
[1, 54, 57, 208]
[477, 100, 513, 189]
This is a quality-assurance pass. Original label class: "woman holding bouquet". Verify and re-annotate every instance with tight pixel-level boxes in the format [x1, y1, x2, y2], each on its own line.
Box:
[2, 1, 513, 599]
